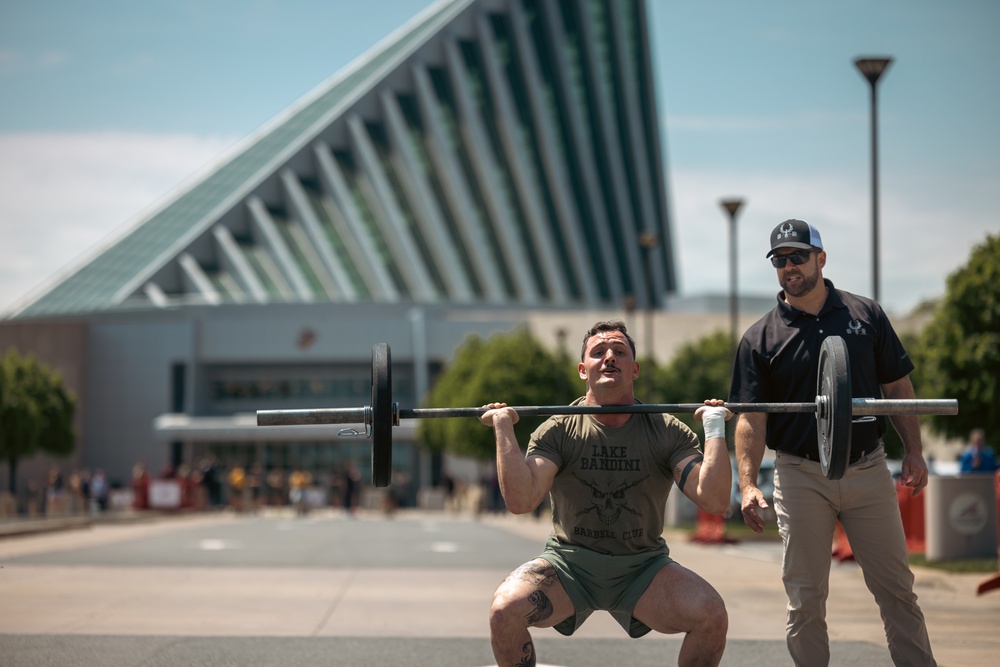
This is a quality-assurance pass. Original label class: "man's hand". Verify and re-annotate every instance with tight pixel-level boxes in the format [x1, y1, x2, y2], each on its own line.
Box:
[694, 398, 733, 423]
[740, 486, 769, 534]
[480, 402, 519, 427]
[900, 450, 930, 496]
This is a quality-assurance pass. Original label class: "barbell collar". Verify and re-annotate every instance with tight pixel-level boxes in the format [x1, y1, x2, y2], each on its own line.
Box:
[851, 398, 958, 417]
[256, 407, 367, 426]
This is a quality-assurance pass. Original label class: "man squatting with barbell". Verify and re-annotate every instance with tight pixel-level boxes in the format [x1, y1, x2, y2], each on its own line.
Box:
[480, 320, 734, 667]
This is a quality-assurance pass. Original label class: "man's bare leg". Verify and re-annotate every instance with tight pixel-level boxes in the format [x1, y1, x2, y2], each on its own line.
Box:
[633, 562, 728, 667]
[489, 559, 574, 667]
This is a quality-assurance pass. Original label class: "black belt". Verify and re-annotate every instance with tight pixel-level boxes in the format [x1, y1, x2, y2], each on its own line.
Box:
[796, 443, 883, 465]
[849, 446, 877, 464]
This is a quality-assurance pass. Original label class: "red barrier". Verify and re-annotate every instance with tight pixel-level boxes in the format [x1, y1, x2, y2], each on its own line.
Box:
[897, 481, 926, 553]
[832, 521, 855, 562]
[976, 470, 1000, 596]
[689, 509, 736, 544]
[180, 476, 195, 509]
[836, 482, 924, 561]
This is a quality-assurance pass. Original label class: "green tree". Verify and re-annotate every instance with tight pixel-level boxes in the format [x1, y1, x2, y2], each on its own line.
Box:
[879, 330, 923, 460]
[417, 328, 576, 461]
[652, 330, 734, 437]
[0, 348, 76, 492]
[916, 234, 1000, 440]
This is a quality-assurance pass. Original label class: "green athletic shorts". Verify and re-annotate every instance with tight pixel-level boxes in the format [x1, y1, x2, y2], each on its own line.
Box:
[540, 536, 673, 638]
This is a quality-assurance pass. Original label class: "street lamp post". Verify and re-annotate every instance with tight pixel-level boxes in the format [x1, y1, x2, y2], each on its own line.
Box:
[854, 56, 892, 303]
[720, 198, 744, 357]
[638, 231, 659, 399]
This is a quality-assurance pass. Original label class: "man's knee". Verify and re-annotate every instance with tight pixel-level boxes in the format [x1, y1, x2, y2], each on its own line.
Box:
[701, 594, 728, 637]
[493, 589, 559, 630]
[489, 592, 521, 633]
[490, 584, 540, 631]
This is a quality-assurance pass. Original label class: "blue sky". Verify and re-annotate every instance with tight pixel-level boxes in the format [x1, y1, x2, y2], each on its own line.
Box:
[1, 0, 997, 316]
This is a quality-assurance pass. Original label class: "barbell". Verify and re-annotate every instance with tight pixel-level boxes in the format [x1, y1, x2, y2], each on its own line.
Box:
[257, 336, 958, 487]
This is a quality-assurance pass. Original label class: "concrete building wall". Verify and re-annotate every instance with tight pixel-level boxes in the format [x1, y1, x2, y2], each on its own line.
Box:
[85, 317, 192, 486]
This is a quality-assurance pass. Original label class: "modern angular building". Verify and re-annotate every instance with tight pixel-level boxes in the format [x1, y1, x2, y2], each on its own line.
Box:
[1, 0, 683, 498]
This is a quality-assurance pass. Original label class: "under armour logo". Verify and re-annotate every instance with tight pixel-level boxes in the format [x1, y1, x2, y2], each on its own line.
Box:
[846, 320, 867, 336]
[777, 223, 797, 239]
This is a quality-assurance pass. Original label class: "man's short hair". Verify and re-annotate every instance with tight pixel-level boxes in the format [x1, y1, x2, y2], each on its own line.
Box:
[581, 320, 637, 360]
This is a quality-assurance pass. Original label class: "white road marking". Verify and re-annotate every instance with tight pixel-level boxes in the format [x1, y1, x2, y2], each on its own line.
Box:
[198, 539, 238, 551]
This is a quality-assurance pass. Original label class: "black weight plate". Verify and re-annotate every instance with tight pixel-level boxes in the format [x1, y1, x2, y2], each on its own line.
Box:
[817, 336, 851, 480]
[371, 343, 392, 487]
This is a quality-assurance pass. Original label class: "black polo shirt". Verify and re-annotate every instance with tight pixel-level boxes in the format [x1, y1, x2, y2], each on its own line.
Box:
[729, 279, 914, 460]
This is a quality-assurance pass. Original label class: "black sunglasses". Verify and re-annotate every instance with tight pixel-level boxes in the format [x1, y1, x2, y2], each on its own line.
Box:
[770, 249, 815, 268]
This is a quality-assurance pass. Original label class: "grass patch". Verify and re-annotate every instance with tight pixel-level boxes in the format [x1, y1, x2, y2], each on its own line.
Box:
[909, 553, 998, 574]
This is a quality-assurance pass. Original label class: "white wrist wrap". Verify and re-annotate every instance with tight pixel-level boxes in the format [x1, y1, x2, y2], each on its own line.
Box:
[702, 408, 727, 441]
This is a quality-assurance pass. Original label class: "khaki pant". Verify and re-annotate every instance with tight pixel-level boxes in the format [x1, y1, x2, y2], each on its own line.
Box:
[774, 447, 936, 667]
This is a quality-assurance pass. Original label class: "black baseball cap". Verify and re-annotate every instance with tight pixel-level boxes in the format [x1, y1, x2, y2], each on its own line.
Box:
[766, 219, 824, 258]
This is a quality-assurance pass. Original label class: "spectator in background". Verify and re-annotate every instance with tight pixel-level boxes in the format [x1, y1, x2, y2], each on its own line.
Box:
[68, 469, 87, 514]
[267, 467, 287, 506]
[200, 456, 222, 509]
[228, 465, 246, 512]
[248, 463, 263, 513]
[960, 428, 998, 474]
[90, 469, 109, 512]
[289, 468, 311, 516]
[44, 466, 64, 514]
[441, 469, 457, 513]
[131, 462, 150, 511]
[343, 463, 361, 518]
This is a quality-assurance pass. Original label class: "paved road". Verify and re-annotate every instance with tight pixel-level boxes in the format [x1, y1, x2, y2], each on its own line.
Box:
[0, 509, 997, 666]
[4, 511, 540, 569]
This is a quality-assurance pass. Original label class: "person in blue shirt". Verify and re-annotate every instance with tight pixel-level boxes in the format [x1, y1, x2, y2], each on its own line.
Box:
[959, 428, 998, 474]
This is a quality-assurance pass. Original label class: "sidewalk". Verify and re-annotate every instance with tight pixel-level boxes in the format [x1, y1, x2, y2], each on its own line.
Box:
[0, 514, 92, 537]
[0, 507, 184, 538]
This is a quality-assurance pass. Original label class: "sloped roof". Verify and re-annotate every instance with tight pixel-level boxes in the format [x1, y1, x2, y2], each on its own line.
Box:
[12, 0, 675, 319]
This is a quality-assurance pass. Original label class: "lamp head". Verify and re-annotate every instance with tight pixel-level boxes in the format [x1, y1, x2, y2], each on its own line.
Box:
[854, 57, 893, 85]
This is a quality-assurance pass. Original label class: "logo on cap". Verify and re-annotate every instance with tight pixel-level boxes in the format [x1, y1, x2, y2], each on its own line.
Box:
[777, 223, 797, 240]
[767, 219, 823, 257]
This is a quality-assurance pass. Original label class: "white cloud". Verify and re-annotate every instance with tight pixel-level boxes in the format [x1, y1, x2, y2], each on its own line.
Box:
[668, 168, 990, 315]
[0, 132, 237, 315]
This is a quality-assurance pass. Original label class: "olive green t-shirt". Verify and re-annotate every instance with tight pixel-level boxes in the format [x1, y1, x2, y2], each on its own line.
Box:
[527, 398, 702, 556]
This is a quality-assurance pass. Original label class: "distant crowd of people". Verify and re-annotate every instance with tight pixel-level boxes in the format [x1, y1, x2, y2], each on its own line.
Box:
[4, 465, 111, 517]
[2, 458, 388, 518]
[127, 457, 390, 515]
[4, 426, 995, 521]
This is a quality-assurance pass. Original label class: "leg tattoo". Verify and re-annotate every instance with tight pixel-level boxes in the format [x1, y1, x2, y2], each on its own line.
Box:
[515, 640, 536, 667]
[525, 590, 553, 624]
[507, 561, 558, 588]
